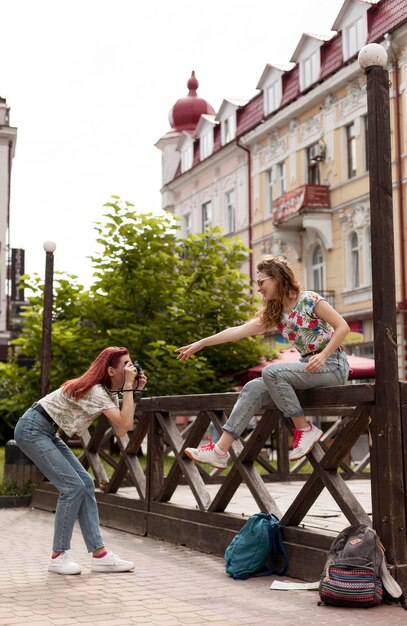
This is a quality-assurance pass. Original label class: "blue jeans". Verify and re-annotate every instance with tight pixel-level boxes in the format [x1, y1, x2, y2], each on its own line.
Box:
[223, 349, 349, 439]
[14, 406, 104, 552]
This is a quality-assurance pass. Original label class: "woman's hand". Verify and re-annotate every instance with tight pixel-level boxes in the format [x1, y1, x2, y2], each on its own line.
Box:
[123, 362, 148, 390]
[123, 361, 138, 387]
[305, 353, 327, 373]
[136, 371, 148, 391]
[175, 340, 204, 361]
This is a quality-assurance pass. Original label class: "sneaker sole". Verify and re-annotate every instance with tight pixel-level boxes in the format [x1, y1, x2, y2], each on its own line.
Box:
[289, 432, 323, 462]
[91, 565, 135, 573]
[184, 448, 227, 470]
[48, 567, 82, 575]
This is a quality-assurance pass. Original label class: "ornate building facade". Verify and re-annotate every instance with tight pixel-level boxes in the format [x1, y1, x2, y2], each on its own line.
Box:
[0, 96, 17, 358]
[156, 0, 407, 375]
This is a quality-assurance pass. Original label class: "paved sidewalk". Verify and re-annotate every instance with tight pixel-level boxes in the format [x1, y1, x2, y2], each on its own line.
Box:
[0, 507, 406, 626]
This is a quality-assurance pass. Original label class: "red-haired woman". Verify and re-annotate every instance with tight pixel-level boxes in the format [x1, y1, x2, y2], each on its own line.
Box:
[14, 346, 147, 575]
[176, 256, 350, 468]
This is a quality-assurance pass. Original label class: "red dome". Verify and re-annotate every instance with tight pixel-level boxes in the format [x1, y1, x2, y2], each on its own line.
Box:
[169, 71, 215, 132]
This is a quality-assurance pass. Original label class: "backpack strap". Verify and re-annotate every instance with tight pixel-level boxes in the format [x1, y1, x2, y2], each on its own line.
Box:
[255, 519, 289, 577]
[380, 559, 407, 610]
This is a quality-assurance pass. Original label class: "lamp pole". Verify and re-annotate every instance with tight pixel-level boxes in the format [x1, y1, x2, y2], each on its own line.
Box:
[358, 44, 406, 564]
[40, 240, 56, 397]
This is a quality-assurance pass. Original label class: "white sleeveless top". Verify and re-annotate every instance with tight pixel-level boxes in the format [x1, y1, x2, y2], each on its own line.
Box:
[40, 384, 119, 436]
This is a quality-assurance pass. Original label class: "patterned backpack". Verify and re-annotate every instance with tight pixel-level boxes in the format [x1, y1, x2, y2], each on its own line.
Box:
[319, 524, 406, 610]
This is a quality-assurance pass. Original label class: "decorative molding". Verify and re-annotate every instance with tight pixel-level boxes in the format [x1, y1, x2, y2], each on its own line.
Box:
[338, 77, 367, 120]
[267, 130, 288, 160]
[298, 114, 323, 144]
[348, 204, 370, 230]
[323, 93, 338, 109]
[288, 118, 300, 132]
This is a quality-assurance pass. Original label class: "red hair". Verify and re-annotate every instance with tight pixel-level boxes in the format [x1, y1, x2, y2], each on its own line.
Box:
[61, 346, 129, 399]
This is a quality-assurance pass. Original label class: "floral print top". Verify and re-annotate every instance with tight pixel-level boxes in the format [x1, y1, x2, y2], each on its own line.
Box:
[277, 291, 333, 356]
[40, 384, 119, 437]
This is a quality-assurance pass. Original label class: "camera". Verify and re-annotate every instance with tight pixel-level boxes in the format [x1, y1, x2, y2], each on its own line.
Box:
[133, 362, 142, 378]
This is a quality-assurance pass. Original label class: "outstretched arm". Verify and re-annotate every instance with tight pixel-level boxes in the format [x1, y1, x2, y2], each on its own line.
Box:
[176, 318, 264, 361]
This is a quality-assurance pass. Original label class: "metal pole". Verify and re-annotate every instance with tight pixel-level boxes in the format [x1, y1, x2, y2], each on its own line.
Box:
[40, 241, 56, 397]
[359, 45, 407, 563]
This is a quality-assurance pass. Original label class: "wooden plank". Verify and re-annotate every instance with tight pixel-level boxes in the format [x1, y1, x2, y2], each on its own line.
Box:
[105, 413, 149, 495]
[153, 411, 211, 511]
[277, 419, 289, 474]
[281, 404, 371, 526]
[146, 412, 164, 503]
[309, 444, 372, 526]
[209, 411, 282, 516]
[157, 410, 210, 502]
[141, 384, 374, 413]
[365, 65, 407, 564]
[400, 382, 407, 536]
[80, 429, 109, 488]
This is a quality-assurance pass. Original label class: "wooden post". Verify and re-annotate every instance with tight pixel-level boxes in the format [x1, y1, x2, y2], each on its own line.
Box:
[360, 45, 407, 562]
[40, 242, 56, 397]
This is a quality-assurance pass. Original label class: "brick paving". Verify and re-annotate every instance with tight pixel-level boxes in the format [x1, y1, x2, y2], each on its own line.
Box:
[0, 507, 406, 626]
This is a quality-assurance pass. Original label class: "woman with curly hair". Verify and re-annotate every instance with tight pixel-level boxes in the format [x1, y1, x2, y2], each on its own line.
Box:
[14, 346, 147, 575]
[176, 256, 349, 468]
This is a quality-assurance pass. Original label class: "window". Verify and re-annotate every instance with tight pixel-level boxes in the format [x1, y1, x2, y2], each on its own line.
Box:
[225, 190, 236, 233]
[277, 161, 286, 195]
[200, 131, 213, 160]
[222, 115, 236, 144]
[201, 201, 212, 231]
[364, 228, 372, 285]
[363, 115, 369, 172]
[345, 16, 366, 60]
[181, 144, 193, 173]
[265, 169, 273, 216]
[350, 231, 360, 289]
[307, 145, 320, 185]
[266, 81, 281, 114]
[312, 246, 324, 291]
[346, 122, 356, 179]
[302, 51, 319, 90]
[183, 213, 191, 237]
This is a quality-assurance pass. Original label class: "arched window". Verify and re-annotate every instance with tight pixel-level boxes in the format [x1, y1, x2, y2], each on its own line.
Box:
[350, 231, 360, 289]
[312, 245, 324, 291]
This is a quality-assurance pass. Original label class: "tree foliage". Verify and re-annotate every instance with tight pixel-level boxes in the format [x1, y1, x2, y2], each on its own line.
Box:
[0, 198, 271, 437]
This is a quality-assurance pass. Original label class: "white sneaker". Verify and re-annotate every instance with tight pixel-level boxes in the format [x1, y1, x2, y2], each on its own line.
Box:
[91, 551, 135, 573]
[184, 442, 230, 469]
[48, 551, 82, 575]
[289, 424, 323, 461]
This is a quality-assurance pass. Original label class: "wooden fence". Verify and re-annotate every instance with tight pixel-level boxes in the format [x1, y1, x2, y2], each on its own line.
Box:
[32, 381, 407, 588]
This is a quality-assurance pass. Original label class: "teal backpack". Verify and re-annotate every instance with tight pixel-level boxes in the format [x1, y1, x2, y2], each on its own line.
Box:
[224, 512, 289, 580]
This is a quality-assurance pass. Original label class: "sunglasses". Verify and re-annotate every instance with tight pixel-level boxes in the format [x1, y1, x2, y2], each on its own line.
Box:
[255, 276, 273, 288]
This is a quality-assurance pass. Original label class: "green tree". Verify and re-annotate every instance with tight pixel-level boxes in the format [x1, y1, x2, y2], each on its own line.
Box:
[0, 198, 270, 434]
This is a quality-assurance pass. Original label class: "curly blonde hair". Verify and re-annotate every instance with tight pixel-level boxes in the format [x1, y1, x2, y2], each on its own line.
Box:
[255, 256, 301, 328]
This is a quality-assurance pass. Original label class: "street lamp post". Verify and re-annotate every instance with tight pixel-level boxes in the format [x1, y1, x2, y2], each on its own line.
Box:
[358, 44, 407, 565]
[40, 240, 56, 397]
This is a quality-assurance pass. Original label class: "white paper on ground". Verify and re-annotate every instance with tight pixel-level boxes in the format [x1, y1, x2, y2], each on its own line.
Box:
[270, 580, 320, 590]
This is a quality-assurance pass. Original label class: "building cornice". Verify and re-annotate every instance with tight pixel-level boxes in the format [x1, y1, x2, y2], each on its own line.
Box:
[240, 59, 363, 145]
[0, 127, 17, 157]
[161, 141, 242, 192]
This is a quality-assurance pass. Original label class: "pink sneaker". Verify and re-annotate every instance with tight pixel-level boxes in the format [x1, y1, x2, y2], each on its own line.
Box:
[289, 424, 323, 461]
[184, 441, 230, 469]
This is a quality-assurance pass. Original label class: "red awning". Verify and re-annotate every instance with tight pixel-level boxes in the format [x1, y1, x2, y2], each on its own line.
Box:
[234, 348, 375, 386]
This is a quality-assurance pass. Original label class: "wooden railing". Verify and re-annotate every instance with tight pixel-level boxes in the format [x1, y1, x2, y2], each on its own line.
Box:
[33, 380, 407, 586]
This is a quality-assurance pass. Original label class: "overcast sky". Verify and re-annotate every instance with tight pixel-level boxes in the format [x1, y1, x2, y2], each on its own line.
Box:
[0, 0, 345, 286]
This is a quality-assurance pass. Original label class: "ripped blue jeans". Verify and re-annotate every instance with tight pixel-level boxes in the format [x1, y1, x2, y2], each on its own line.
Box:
[14, 406, 104, 552]
[223, 349, 349, 439]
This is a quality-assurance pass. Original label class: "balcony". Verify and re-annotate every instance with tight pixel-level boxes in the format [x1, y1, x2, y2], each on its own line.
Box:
[272, 184, 330, 225]
[319, 290, 335, 308]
